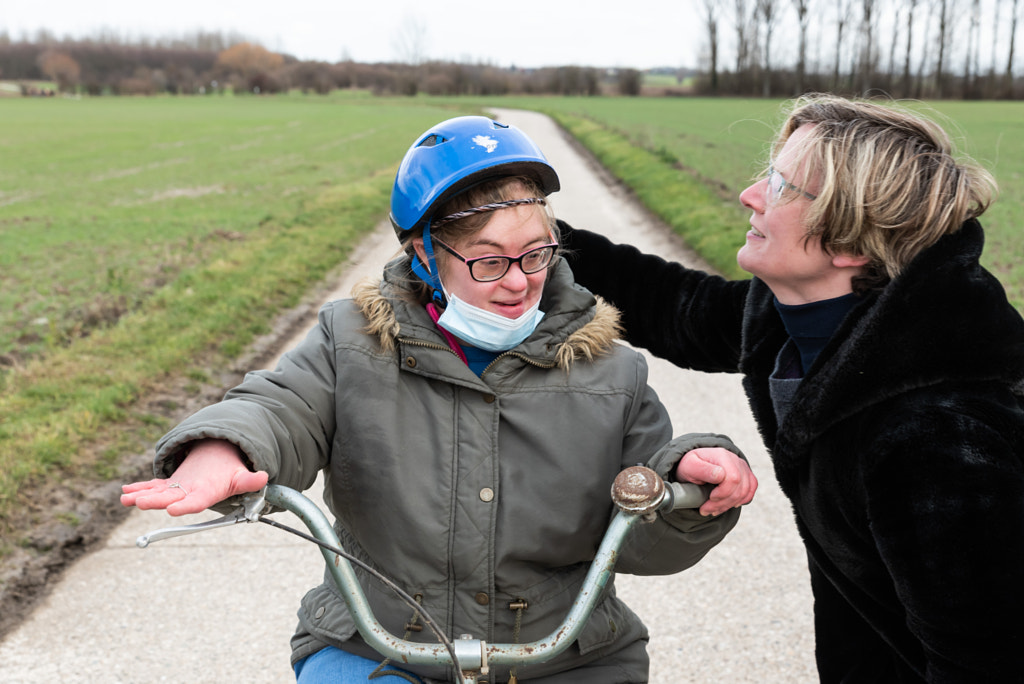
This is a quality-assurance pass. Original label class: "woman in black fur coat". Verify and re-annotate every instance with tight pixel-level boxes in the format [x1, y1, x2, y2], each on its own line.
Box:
[560, 94, 1024, 682]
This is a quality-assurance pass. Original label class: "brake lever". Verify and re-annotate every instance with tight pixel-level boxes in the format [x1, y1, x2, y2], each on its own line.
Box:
[135, 487, 269, 548]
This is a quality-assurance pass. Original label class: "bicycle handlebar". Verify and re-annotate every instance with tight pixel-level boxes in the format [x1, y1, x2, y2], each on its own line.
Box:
[137, 466, 709, 683]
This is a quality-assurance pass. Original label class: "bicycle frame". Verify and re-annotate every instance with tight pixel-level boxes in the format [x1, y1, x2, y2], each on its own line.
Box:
[138, 466, 707, 684]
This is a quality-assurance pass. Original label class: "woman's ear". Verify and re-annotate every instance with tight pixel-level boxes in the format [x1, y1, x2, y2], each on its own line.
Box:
[832, 253, 871, 269]
[412, 237, 431, 274]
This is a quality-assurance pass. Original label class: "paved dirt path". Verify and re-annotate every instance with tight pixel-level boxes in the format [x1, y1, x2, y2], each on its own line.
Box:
[0, 109, 815, 683]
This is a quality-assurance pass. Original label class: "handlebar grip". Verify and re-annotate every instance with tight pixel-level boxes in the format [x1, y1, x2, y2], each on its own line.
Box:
[667, 481, 713, 510]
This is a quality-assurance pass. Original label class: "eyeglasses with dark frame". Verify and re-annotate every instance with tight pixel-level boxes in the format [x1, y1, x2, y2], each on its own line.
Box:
[766, 165, 817, 203]
[434, 239, 558, 282]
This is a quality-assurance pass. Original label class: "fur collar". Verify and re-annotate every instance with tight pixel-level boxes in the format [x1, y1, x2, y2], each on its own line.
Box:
[351, 259, 624, 371]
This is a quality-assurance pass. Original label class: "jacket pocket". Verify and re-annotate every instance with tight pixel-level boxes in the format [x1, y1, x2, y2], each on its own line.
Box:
[575, 596, 645, 656]
[296, 581, 359, 645]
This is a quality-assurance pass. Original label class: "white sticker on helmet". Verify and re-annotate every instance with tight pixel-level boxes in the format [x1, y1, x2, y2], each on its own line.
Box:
[472, 135, 499, 153]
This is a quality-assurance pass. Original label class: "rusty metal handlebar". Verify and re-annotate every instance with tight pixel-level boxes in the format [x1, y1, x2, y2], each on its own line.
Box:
[137, 465, 708, 683]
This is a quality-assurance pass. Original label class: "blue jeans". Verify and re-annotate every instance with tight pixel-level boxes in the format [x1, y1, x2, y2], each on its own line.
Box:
[294, 646, 423, 683]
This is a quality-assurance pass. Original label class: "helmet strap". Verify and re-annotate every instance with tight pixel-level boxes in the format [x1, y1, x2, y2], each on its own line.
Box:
[410, 223, 447, 305]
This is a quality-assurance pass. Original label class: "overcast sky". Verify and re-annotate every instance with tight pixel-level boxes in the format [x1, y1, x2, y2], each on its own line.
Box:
[4, 1, 705, 70]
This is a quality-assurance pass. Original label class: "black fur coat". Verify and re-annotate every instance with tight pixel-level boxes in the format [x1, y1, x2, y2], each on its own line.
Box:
[562, 218, 1024, 682]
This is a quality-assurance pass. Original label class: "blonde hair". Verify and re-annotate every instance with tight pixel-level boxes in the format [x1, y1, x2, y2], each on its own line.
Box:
[773, 94, 996, 289]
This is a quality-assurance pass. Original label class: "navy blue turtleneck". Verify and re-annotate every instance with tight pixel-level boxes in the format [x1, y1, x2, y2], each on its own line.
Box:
[773, 292, 860, 375]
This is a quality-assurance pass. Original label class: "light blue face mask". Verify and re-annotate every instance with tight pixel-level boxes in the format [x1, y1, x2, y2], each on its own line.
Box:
[437, 290, 545, 352]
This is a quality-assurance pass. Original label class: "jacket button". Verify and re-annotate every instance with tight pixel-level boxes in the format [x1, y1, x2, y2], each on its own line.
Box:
[479, 487, 494, 502]
[483, 394, 495, 403]
[405, 356, 417, 368]
[475, 592, 490, 605]
[315, 606, 325, 619]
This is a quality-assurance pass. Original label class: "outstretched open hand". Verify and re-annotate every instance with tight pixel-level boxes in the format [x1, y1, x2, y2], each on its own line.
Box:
[120, 439, 268, 516]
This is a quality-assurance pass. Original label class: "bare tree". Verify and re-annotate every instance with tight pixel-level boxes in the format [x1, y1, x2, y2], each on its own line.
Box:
[702, 0, 722, 94]
[971, 0, 982, 79]
[674, 0, 1023, 99]
[33, 28, 58, 45]
[991, 0, 1004, 76]
[1007, 0, 1021, 97]
[902, 0, 919, 97]
[935, 0, 950, 97]
[963, 0, 981, 96]
[392, 14, 429, 65]
[857, 0, 877, 93]
[833, 0, 854, 90]
[756, 0, 780, 96]
[18, 2, 1021, 101]
[617, 68, 643, 96]
[888, 3, 901, 90]
[792, 0, 813, 93]
[734, 0, 754, 76]
[813, 2, 825, 76]
[916, 0, 935, 97]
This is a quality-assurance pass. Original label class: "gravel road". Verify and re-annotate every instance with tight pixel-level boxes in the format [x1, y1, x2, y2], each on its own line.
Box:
[0, 109, 815, 683]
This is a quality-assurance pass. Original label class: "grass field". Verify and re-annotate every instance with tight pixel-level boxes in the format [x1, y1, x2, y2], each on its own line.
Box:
[2, 92, 1022, 542]
[0, 94, 461, 361]
[0, 94, 480, 533]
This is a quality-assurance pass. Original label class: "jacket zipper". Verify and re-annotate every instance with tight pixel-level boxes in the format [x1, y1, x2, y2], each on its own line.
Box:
[398, 337, 461, 356]
[481, 350, 557, 377]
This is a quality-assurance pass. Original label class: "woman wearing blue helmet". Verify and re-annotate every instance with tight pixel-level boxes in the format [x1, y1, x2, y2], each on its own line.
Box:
[122, 116, 756, 683]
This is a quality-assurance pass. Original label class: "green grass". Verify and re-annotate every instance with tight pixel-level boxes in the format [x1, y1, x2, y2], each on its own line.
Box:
[0, 95, 483, 527]
[0, 96, 455, 360]
[916, 100, 1024, 306]
[546, 110, 750, 277]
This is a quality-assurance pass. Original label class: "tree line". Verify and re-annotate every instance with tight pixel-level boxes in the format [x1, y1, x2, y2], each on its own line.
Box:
[0, 31, 646, 97]
[7, 1, 1022, 103]
[698, 0, 1022, 99]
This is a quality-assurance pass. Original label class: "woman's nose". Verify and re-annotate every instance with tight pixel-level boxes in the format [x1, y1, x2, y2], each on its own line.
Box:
[739, 179, 766, 212]
[500, 262, 529, 290]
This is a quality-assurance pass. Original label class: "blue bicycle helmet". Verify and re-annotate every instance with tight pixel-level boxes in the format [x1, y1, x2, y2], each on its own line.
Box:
[389, 116, 560, 238]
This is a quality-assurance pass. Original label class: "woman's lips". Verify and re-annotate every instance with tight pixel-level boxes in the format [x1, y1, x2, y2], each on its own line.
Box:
[493, 300, 525, 316]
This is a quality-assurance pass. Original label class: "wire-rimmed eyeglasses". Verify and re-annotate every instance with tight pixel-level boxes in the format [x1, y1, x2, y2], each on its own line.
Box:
[434, 239, 558, 282]
[766, 165, 817, 203]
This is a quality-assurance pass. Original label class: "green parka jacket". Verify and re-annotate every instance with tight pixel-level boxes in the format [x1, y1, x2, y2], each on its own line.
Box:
[154, 256, 742, 683]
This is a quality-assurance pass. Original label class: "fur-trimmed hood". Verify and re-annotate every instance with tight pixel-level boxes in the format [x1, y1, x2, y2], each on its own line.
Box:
[351, 256, 624, 371]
